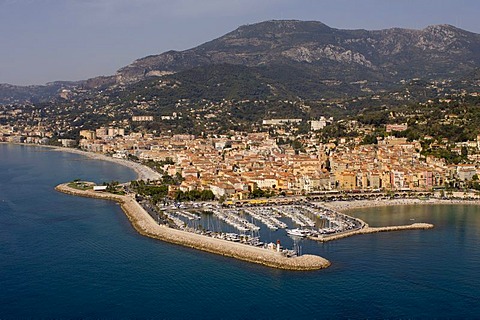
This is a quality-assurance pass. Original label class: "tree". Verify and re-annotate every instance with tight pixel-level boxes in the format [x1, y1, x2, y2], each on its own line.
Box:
[361, 134, 378, 145]
[105, 180, 120, 193]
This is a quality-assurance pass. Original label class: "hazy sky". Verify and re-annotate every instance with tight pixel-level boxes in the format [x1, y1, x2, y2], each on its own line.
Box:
[1, 0, 479, 85]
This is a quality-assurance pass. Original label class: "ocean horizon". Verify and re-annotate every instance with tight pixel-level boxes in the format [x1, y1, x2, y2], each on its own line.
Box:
[1, 144, 479, 319]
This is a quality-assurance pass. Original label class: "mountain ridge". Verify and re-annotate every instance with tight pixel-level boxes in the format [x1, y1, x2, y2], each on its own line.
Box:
[113, 20, 480, 87]
[2, 20, 480, 104]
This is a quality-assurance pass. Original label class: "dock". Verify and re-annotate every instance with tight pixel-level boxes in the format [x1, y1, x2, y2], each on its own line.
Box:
[309, 222, 434, 242]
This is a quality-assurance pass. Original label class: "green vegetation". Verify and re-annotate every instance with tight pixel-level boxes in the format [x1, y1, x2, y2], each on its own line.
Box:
[174, 190, 215, 202]
[130, 179, 215, 203]
[361, 134, 378, 145]
[142, 158, 175, 174]
[468, 175, 480, 191]
[67, 180, 92, 190]
[130, 180, 168, 204]
[420, 145, 468, 165]
[250, 188, 276, 198]
[103, 181, 125, 195]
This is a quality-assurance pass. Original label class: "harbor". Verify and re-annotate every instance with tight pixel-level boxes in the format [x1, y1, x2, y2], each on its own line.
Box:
[142, 199, 436, 252]
[146, 201, 370, 249]
[55, 181, 436, 270]
[55, 183, 331, 271]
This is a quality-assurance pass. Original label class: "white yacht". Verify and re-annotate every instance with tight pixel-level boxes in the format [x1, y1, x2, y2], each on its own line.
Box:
[286, 228, 310, 237]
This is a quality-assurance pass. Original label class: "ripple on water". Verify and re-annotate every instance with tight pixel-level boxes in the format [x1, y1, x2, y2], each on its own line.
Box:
[2, 145, 480, 318]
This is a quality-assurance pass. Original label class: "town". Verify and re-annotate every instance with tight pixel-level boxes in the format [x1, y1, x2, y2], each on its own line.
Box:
[2, 108, 480, 200]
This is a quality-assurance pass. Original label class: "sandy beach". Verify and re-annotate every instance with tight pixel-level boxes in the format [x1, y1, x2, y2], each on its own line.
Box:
[1, 142, 161, 181]
[48, 146, 162, 181]
[55, 183, 331, 271]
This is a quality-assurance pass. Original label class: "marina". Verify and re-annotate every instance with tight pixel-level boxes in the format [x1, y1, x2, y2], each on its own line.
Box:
[272, 206, 316, 228]
[243, 207, 287, 230]
[57, 179, 433, 261]
[161, 201, 435, 249]
[144, 202, 405, 251]
[212, 209, 260, 232]
[52, 149, 436, 271]
[55, 183, 330, 270]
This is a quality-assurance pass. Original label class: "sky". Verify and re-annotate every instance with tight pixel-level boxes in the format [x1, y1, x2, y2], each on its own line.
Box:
[1, 0, 479, 85]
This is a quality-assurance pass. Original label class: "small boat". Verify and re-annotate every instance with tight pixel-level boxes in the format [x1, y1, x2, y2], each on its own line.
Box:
[286, 228, 310, 237]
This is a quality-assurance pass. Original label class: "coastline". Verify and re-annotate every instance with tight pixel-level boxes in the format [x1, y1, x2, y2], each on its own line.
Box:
[0, 142, 161, 181]
[55, 183, 331, 271]
[2, 143, 459, 256]
[49, 147, 162, 181]
[319, 198, 480, 212]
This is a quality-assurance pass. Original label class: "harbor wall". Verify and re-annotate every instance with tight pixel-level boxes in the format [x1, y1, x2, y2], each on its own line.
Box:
[310, 223, 434, 242]
[55, 184, 330, 271]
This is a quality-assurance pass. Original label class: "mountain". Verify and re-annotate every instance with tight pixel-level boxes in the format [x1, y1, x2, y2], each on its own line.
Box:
[3, 20, 480, 104]
[0, 81, 82, 104]
[116, 20, 480, 85]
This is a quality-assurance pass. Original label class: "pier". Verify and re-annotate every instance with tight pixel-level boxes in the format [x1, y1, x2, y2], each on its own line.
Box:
[212, 209, 260, 232]
[309, 223, 434, 242]
[243, 207, 287, 230]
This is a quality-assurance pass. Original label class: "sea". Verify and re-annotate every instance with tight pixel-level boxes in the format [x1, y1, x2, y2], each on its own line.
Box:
[1, 143, 479, 319]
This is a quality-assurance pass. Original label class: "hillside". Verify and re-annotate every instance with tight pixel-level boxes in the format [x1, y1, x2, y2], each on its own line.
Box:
[2, 20, 480, 105]
[117, 20, 480, 85]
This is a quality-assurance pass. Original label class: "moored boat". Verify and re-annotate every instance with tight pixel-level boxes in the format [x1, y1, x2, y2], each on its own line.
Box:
[286, 228, 310, 237]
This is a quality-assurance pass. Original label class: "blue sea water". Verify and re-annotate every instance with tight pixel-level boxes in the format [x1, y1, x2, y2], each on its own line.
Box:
[1, 144, 480, 319]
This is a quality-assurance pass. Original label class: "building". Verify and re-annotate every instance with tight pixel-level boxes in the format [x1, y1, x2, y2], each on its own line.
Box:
[386, 124, 408, 132]
[336, 171, 356, 190]
[107, 127, 125, 137]
[96, 127, 108, 139]
[262, 119, 302, 126]
[132, 116, 154, 122]
[79, 130, 96, 140]
[210, 183, 235, 198]
[457, 164, 477, 181]
[59, 139, 77, 148]
[310, 117, 330, 131]
[214, 140, 232, 150]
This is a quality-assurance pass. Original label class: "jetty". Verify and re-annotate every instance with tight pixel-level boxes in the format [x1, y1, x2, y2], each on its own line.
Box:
[310, 222, 434, 242]
[55, 183, 330, 271]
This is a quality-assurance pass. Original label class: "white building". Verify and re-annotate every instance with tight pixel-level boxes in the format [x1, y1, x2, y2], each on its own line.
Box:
[310, 117, 331, 131]
[132, 116, 154, 122]
[262, 119, 302, 126]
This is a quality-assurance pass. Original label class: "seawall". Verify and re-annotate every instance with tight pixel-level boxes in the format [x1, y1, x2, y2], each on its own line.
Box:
[310, 223, 434, 242]
[55, 183, 330, 271]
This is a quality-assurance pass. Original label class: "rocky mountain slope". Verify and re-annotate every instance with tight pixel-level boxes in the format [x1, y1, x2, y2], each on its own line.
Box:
[116, 20, 480, 84]
[2, 20, 480, 104]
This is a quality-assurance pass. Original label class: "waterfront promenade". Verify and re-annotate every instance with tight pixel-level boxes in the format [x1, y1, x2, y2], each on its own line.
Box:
[55, 183, 331, 271]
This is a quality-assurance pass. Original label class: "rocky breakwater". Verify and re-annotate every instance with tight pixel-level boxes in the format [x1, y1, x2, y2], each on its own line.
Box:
[55, 183, 330, 271]
[311, 222, 434, 242]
